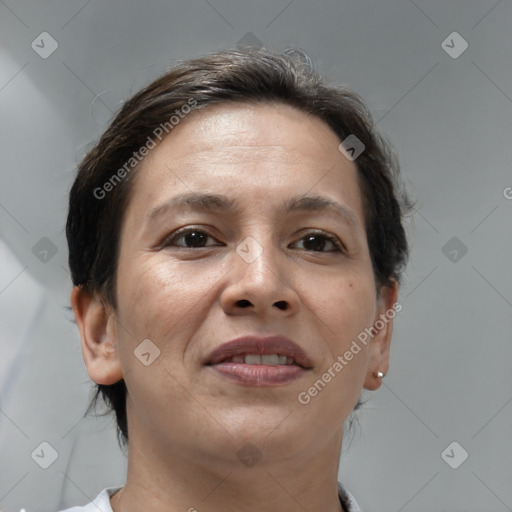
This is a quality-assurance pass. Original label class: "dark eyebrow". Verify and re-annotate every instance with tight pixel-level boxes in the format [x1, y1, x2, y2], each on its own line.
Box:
[148, 192, 361, 229]
[283, 194, 360, 228]
[148, 192, 239, 219]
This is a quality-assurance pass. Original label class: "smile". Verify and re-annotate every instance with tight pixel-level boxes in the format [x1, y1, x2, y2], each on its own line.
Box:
[220, 354, 297, 365]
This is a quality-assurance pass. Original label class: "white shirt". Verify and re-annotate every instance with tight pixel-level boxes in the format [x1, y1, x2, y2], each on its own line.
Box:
[57, 487, 122, 512]
[58, 482, 361, 512]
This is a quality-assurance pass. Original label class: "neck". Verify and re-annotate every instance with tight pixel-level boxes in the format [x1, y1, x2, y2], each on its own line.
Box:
[110, 428, 345, 512]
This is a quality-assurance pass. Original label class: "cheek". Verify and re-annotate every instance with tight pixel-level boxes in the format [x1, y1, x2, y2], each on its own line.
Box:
[114, 258, 209, 408]
[320, 272, 377, 340]
[304, 274, 375, 411]
[116, 254, 227, 347]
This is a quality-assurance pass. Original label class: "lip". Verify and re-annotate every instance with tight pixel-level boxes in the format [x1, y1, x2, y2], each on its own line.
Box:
[204, 335, 313, 387]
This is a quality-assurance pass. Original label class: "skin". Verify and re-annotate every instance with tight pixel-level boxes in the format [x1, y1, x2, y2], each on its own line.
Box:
[72, 101, 398, 512]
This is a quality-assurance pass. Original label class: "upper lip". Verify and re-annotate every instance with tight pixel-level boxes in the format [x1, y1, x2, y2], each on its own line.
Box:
[204, 335, 313, 369]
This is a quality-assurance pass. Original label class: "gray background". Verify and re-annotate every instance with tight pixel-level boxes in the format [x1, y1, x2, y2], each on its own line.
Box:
[1, 1, 511, 511]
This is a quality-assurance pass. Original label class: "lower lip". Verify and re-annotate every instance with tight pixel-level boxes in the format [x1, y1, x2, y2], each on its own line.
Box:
[207, 363, 308, 387]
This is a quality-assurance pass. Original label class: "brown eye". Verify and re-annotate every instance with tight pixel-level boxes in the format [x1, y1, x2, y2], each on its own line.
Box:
[291, 232, 343, 253]
[164, 229, 219, 248]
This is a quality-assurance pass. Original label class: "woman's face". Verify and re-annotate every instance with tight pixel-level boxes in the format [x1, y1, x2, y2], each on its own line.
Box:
[83, 101, 397, 465]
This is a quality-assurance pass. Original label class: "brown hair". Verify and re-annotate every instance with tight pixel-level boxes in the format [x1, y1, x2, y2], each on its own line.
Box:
[66, 47, 412, 451]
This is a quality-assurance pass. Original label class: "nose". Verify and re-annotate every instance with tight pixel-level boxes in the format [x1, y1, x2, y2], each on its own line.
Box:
[219, 235, 301, 318]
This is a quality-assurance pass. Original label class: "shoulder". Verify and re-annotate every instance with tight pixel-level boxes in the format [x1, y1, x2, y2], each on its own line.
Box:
[57, 487, 122, 512]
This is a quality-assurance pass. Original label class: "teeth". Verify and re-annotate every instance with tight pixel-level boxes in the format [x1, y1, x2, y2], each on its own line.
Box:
[245, 354, 262, 365]
[223, 354, 295, 365]
[261, 354, 279, 365]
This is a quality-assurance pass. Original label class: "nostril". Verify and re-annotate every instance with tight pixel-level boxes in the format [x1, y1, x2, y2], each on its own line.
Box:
[236, 299, 252, 308]
[274, 301, 287, 310]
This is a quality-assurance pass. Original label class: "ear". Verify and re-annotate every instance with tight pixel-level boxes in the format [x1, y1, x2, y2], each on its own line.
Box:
[363, 279, 399, 391]
[71, 285, 123, 385]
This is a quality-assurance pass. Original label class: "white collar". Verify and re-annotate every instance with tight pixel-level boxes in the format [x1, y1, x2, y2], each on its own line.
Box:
[85, 483, 362, 512]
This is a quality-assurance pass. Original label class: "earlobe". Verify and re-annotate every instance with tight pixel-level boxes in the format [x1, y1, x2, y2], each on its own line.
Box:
[363, 279, 399, 391]
[70, 286, 123, 385]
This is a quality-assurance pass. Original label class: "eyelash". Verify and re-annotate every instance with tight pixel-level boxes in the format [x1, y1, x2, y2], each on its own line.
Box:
[162, 227, 344, 253]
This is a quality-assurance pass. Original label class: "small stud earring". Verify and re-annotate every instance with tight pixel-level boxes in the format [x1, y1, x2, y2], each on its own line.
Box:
[375, 371, 385, 378]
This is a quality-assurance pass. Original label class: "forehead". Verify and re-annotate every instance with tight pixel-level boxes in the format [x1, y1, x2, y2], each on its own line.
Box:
[125, 101, 365, 226]
[153, 101, 340, 163]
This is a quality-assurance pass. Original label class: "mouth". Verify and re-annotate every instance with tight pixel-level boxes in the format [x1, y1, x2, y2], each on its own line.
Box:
[204, 335, 313, 387]
[217, 354, 299, 365]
